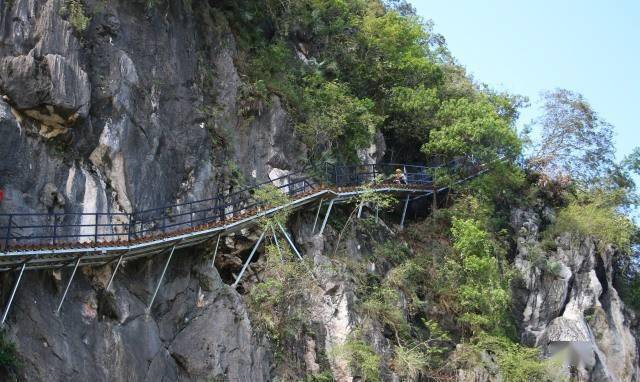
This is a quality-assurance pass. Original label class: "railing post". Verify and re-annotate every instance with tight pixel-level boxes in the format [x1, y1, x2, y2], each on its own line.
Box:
[162, 213, 166, 233]
[94, 212, 99, 245]
[189, 202, 194, 227]
[127, 214, 133, 241]
[218, 196, 224, 221]
[52, 213, 57, 245]
[5, 215, 12, 251]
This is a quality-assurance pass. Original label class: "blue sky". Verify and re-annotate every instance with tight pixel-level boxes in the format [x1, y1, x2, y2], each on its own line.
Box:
[412, 0, 639, 160]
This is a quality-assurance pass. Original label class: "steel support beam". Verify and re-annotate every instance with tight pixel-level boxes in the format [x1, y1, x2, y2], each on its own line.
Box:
[278, 223, 303, 261]
[1, 263, 26, 326]
[357, 202, 364, 219]
[400, 193, 411, 230]
[311, 199, 323, 233]
[56, 256, 82, 314]
[146, 244, 177, 313]
[105, 255, 124, 291]
[271, 226, 283, 261]
[211, 234, 221, 268]
[318, 200, 334, 235]
[232, 231, 266, 288]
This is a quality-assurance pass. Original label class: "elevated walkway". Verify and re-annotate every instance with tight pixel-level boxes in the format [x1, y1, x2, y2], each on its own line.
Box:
[0, 162, 485, 323]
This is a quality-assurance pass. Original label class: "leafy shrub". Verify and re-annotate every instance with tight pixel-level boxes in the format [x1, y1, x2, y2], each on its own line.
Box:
[60, 0, 90, 32]
[444, 218, 511, 334]
[0, 332, 20, 376]
[335, 331, 381, 382]
[246, 244, 315, 354]
[303, 371, 334, 382]
[614, 249, 640, 311]
[547, 192, 634, 252]
[472, 334, 558, 382]
[360, 285, 408, 340]
[297, 75, 382, 162]
[370, 240, 411, 265]
[392, 345, 428, 380]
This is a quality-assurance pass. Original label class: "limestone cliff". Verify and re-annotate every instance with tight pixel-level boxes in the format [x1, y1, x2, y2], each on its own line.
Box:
[0, 1, 637, 382]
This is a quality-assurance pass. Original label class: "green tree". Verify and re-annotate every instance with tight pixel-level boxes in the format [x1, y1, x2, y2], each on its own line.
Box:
[444, 218, 511, 334]
[297, 76, 382, 161]
[422, 96, 522, 165]
[527, 89, 616, 185]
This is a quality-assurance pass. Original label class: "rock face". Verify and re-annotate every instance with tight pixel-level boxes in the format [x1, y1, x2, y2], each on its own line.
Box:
[0, 1, 638, 381]
[0, 0, 305, 220]
[3, 248, 270, 381]
[512, 208, 639, 381]
[0, 0, 303, 380]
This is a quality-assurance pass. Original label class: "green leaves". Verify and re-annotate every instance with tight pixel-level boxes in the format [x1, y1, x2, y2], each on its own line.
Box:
[422, 97, 521, 164]
[60, 0, 90, 32]
[527, 89, 616, 186]
[446, 218, 511, 334]
[297, 76, 382, 161]
[546, 190, 635, 253]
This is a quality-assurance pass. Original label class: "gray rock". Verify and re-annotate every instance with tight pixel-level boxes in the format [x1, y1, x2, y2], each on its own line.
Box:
[512, 208, 639, 381]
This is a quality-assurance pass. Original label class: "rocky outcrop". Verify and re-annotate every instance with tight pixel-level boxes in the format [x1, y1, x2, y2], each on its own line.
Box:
[0, 0, 305, 380]
[2, 247, 270, 381]
[0, 0, 305, 240]
[512, 208, 639, 381]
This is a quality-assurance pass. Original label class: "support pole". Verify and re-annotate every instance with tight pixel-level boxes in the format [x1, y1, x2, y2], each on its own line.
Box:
[232, 231, 266, 288]
[56, 256, 82, 315]
[400, 193, 411, 230]
[375, 206, 379, 223]
[105, 255, 124, 291]
[278, 223, 303, 261]
[318, 199, 334, 235]
[147, 244, 177, 312]
[271, 226, 283, 261]
[311, 199, 323, 234]
[211, 234, 221, 268]
[1, 263, 26, 326]
[357, 202, 364, 219]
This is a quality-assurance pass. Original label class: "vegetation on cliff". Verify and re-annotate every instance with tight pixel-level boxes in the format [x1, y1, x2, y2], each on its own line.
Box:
[212, 0, 640, 380]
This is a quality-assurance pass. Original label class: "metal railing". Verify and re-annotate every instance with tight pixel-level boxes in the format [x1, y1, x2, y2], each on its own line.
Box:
[0, 171, 313, 251]
[0, 161, 482, 251]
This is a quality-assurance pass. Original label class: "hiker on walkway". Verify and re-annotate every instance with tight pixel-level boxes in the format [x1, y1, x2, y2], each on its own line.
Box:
[393, 168, 407, 185]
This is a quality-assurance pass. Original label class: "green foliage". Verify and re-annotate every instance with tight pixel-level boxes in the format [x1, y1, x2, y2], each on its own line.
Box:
[443, 218, 511, 334]
[547, 191, 634, 252]
[297, 76, 382, 161]
[253, 183, 293, 235]
[354, 10, 441, 88]
[335, 331, 381, 382]
[370, 240, 411, 265]
[392, 345, 428, 380]
[614, 247, 640, 311]
[422, 96, 521, 164]
[471, 334, 558, 382]
[241, 42, 301, 113]
[360, 285, 408, 340]
[303, 371, 334, 382]
[527, 89, 616, 186]
[60, 0, 90, 32]
[0, 332, 19, 376]
[246, 244, 315, 354]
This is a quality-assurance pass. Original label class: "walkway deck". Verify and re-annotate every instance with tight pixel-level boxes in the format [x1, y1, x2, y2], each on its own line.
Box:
[0, 163, 485, 271]
[0, 162, 486, 323]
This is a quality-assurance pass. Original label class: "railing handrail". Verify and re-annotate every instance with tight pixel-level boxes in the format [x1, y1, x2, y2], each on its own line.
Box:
[0, 161, 482, 251]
